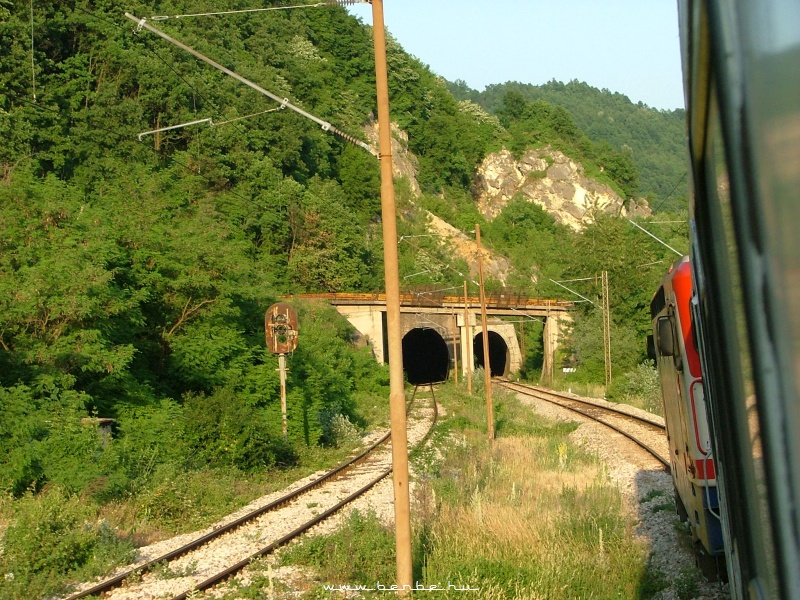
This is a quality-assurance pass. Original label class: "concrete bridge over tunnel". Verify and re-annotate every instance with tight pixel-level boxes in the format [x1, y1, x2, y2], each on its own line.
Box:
[286, 292, 573, 385]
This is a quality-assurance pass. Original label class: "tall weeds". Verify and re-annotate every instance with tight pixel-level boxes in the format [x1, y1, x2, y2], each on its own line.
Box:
[278, 383, 654, 598]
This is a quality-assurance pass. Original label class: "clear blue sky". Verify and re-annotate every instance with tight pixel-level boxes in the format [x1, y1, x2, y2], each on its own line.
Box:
[347, 1, 685, 111]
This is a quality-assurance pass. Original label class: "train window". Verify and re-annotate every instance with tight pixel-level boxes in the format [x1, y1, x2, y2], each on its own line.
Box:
[738, 0, 800, 590]
[650, 286, 666, 319]
[646, 334, 656, 362]
[686, 1, 800, 594]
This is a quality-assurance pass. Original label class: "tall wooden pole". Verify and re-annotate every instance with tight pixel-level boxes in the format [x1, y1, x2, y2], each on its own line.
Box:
[452, 311, 459, 385]
[475, 224, 494, 440]
[371, 0, 413, 591]
[464, 280, 472, 395]
[602, 270, 612, 389]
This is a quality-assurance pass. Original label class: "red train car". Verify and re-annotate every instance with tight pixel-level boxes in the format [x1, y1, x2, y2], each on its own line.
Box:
[650, 256, 724, 574]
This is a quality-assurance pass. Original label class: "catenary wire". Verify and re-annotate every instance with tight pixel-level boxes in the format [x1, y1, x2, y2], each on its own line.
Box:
[72, 4, 369, 154]
[12, 96, 264, 212]
[652, 171, 687, 213]
[148, 1, 370, 21]
[15, 3, 367, 227]
[125, 13, 375, 154]
[71, 5, 245, 140]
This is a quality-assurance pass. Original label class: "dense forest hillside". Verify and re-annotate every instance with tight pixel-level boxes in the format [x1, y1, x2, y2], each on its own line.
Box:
[0, 0, 689, 460]
[447, 79, 688, 212]
[0, 3, 693, 595]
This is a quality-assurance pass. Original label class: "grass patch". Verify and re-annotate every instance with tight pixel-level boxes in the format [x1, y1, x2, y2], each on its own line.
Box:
[279, 510, 396, 592]
[548, 379, 607, 400]
[276, 381, 658, 598]
[152, 559, 198, 580]
[0, 487, 135, 600]
[217, 560, 292, 599]
[650, 500, 675, 514]
[636, 557, 670, 598]
[641, 488, 667, 503]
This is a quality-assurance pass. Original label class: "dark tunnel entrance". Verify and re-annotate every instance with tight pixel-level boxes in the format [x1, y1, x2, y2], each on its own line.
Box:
[402, 328, 450, 384]
[473, 330, 509, 377]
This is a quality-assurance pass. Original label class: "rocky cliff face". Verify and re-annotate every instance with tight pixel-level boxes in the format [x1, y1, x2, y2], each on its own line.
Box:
[362, 123, 510, 284]
[362, 125, 651, 232]
[474, 147, 651, 231]
[425, 211, 511, 285]
[362, 125, 652, 281]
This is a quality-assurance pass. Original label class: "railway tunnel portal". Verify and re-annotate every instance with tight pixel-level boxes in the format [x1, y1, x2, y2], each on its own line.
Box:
[286, 291, 572, 385]
[473, 329, 510, 377]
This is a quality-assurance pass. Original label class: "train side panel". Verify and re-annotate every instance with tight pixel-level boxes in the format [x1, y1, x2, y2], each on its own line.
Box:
[651, 258, 723, 561]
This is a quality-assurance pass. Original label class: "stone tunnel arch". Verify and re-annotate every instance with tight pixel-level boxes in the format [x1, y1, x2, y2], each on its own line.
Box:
[473, 330, 509, 377]
[402, 328, 450, 384]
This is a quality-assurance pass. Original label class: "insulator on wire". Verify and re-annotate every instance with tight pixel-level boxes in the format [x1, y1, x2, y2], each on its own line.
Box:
[328, 0, 371, 6]
[331, 126, 378, 157]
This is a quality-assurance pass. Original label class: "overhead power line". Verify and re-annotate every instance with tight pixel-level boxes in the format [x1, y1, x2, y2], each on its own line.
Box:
[124, 13, 376, 155]
[71, 5, 262, 144]
[548, 278, 595, 305]
[147, 1, 371, 21]
[137, 107, 286, 140]
[626, 218, 684, 256]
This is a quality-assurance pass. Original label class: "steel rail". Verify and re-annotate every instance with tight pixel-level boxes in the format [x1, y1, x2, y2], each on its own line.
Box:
[64, 391, 435, 600]
[169, 466, 395, 600]
[497, 380, 670, 470]
[167, 389, 440, 600]
[499, 380, 666, 430]
[63, 398, 426, 600]
[63, 435, 390, 599]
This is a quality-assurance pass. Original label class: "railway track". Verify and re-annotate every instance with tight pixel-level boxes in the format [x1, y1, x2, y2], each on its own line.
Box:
[497, 380, 670, 470]
[64, 387, 438, 600]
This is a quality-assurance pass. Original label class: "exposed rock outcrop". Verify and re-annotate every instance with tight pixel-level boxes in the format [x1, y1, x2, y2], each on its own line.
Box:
[425, 211, 511, 285]
[474, 147, 651, 231]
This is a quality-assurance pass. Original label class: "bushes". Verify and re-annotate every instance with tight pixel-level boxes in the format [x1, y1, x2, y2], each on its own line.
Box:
[135, 465, 254, 531]
[0, 297, 388, 500]
[184, 388, 299, 471]
[279, 510, 397, 586]
[607, 362, 662, 414]
[0, 383, 126, 500]
[0, 488, 134, 600]
[0, 385, 48, 497]
[37, 413, 127, 501]
[114, 399, 189, 489]
[319, 407, 359, 448]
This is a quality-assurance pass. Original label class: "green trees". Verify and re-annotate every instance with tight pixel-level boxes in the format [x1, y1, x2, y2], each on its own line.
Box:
[558, 214, 689, 382]
[286, 178, 379, 292]
[476, 201, 689, 384]
[1, 1, 403, 491]
[495, 91, 639, 199]
[0, 0, 688, 499]
[483, 196, 568, 292]
[0, 169, 139, 402]
[449, 79, 686, 209]
[0, 3, 699, 597]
